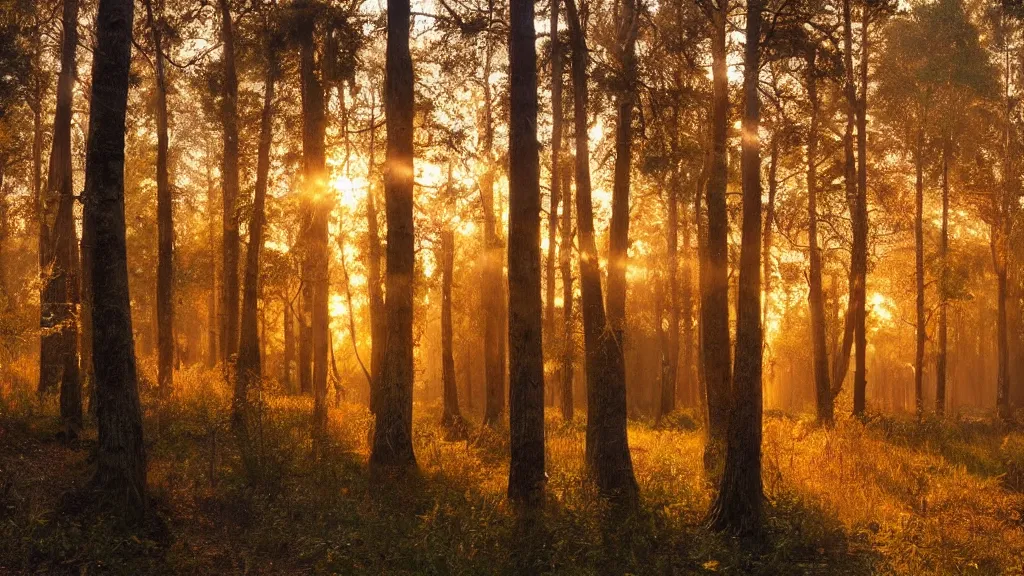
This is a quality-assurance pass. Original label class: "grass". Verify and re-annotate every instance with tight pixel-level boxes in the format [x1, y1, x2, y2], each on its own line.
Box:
[1, 368, 1023, 575]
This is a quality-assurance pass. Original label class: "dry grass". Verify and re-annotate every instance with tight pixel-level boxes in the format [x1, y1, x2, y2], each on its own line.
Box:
[1, 368, 1023, 574]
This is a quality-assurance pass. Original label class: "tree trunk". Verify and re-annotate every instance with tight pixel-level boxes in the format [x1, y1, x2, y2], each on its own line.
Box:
[297, 12, 330, 448]
[566, 0, 637, 501]
[440, 228, 463, 429]
[702, 0, 731, 454]
[40, 0, 82, 439]
[852, 7, 870, 417]
[234, 51, 275, 434]
[371, 0, 417, 469]
[366, 100, 385, 415]
[605, 0, 638, 339]
[661, 174, 679, 418]
[559, 161, 575, 421]
[283, 293, 294, 392]
[480, 43, 507, 427]
[205, 153, 218, 369]
[937, 139, 949, 416]
[806, 48, 833, 425]
[84, 0, 146, 520]
[218, 0, 240, 364]
[680, 177, 695, 408]
[144, 0, 174, 398]
[763, 137, 777, 332]
[507, 0, 546, 503]
[710, 0, 763, 535]
[914, 127, 925, 418]
[546, 0, 563, 407]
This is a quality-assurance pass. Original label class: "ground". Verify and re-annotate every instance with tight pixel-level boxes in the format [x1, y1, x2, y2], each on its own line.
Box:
[1, 367, 1023, 575]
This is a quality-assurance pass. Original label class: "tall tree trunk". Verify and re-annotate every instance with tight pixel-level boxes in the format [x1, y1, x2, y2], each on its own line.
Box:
[605, 0, 638, 338]
[507, 0, 546, 503]
[145, 0, 174, 398]
[710, 0, 763, 535]
[283, 293, 294, 392]
[702, 0, 731, 455]
[832, 0, 858, 393]
[546, 0, 563, 406]
[218, 0, 240, 364]
[914, 127, 925, 418]
[661, 174, 680, 418]
[566, 0, 637, 501]
[937, 139, 949, 416]
[559, 161, 575, 421]
[297, 12, 330, 448]
[440, 228, 463, 429]
[366, 99, 385, 415]
[205, 160, 218, 369]
[84, 0, 146, 520]
[763, 137, 777, 331]
[852, 7, 870, 417]
[481, 44, 507, 427]
[371, 0, 417, 469]
[234, 51, 275, 434]
[680, 177, 695, 408]
[40, 0, 82, 439]
[806, 48, 833, 425]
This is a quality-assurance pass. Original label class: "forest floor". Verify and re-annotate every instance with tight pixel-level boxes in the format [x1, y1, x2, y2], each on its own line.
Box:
[2, 367, 1024, 575]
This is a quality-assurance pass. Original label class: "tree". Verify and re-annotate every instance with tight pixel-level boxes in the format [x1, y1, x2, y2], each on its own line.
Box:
[507, 0, 546, 504]
[235, 17, 278, 435]
[84, 0, 147, 520]
[565, 0, 638, 500]
[143, 0, 174, 398]
[696, 0, 731, 458]
[371, 0, 416, 469]
[218, 0, 240, 365]
[709, 0, 763, 535]
[39, 0, 82, 438]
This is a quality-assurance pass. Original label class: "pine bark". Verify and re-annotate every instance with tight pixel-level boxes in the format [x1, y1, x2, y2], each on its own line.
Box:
[914, 128, 925, 417]
[559, 162, 575, 421]
[371, 0, 417, 468]
[566, 0, 637, 500]
[40, 0, 82, 438]
[507, 0, 546, 503]
[234, 51, 275, 433]
[366, 105, 385, 415]
[701, 0, 732, 452]
[937, 140, 949, 416]
[710, 0, 763, 535]
[546, 0, 563, 406]
[84, 0, 147, 520]
[440, 228, 463, 429]
[145, 0, 174, 397]
[218, 0, 240, 363]
[806, 48, 833, 425]
[605, 0, 638, 338]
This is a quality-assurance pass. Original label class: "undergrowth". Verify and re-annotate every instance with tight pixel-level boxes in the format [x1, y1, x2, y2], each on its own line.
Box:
[1, 369, 1022, 575]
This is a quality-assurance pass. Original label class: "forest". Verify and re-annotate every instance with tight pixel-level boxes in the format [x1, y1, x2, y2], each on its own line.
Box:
[0, 0, 1023, 573]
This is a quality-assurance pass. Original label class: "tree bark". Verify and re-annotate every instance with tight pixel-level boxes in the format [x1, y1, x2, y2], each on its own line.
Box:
[40, 0, 82, 439]
[710, 0, 763, 535]
[480, 43, 507, 427]
[559, 161, 575, 421]
[84, 0, 146, 520]
[701, 0, 731, 454]
[366, 99, 385, 415]
[661, 173, 680, 419]
[371, 0, 417, 469]
[297, 12, 330, 448]
[440, 228, 463, 430]
[218, 0, 240, 364]
[507, 0, 546, 503]
[914, 127, 925, 418]
[546, 0, 563, 407]
[805, 48, 833, 425]
[605, 0, 638, 339]
[283, 293, 294, 392]
[234, 49, 275, 434]
[144, 0, 174, 398]
[937, 139, 949, 416]
[852, 6, 870, 417]
[566, 0, 637, 501]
